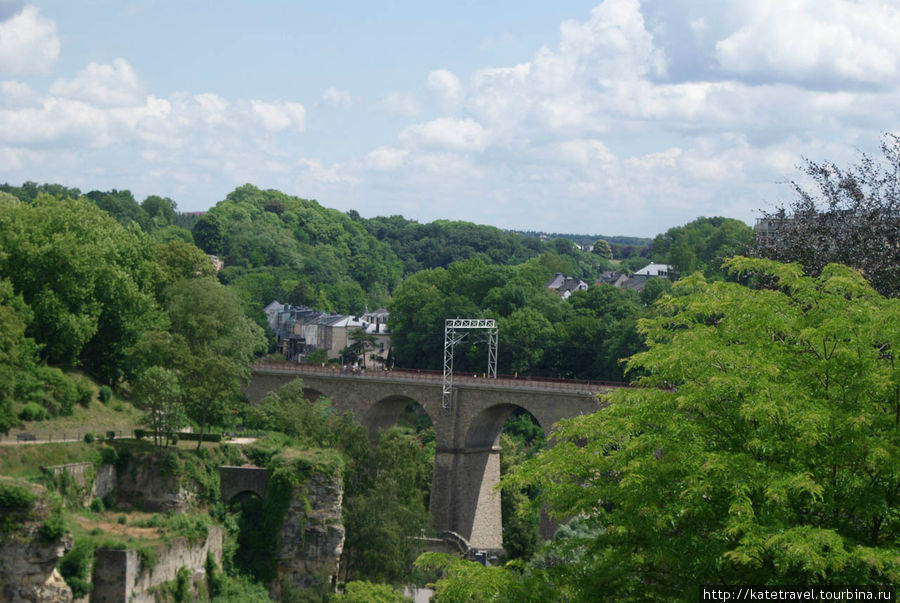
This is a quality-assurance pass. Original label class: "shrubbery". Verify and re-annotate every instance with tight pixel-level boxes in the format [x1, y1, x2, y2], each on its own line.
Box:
[98, 385, 112, 404]
[58, 541, 94, 598]
[19, 401, 49, 421]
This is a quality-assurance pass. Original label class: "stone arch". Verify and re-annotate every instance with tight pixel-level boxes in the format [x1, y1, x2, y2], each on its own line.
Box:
[218, 466, 267, 503]
[363, 394, 435, 440]
[464, 403, 545, 450]
[302, 387, 327, 403]
[227, 490, 262, 507]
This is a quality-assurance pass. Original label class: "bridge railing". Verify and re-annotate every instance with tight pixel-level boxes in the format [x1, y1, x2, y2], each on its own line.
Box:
[252, 360, 633, 391]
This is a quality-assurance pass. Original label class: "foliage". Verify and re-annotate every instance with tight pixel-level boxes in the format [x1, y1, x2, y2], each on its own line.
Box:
[132, 366, 185, 446]
[334, 581, 411, 602]
[591, 239, 613, 259]
[0, 278, 37, 433]
[414, 553, 536, 602]
[360, 214, 542, 276]
[0, 194, 161, 383]
[755, 133, 900, 297]
[58, 540, 94, 598]
[197, 184, 402, 313]
[341, 428, 431, 583]
[19, 401, 50, 422]
[650, 216, 754, 278]
[388, 254, 644, 380]
[501, 257, 900, 599]
[135, 276, 266, 448]
[98, 385, 113, 404]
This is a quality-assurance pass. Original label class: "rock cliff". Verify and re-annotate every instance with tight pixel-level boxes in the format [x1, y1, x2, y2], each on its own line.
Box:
[0, 482, 73, 603]
[271, 471, 345, 599]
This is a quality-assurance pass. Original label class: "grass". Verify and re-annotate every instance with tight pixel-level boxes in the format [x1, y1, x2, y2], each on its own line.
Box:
[8, 396, 142, 439]
[0, 442, 105, 479]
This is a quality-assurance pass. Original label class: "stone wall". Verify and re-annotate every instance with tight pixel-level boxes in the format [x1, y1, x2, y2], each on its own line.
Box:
[271, 472, 345, 599]
[90, 525, 223, 603]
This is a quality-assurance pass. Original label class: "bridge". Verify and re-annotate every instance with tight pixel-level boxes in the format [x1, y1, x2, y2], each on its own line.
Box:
[244, 362, 626, 552]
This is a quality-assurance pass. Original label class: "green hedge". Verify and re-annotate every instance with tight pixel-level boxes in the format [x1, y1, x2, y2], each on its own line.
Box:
[133, 429, 221, 443]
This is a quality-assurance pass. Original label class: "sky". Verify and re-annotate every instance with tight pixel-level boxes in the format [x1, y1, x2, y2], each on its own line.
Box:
[1, 0, 899, 237]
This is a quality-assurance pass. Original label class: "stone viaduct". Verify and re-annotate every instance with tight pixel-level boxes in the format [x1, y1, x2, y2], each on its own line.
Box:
[243, 362, 625, 553]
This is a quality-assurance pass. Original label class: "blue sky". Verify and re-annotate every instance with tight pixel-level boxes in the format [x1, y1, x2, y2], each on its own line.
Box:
[1, 0, 898, 236]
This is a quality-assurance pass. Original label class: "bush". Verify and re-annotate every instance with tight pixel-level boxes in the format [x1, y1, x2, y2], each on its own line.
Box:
[83, 432, 95, 444]
[100, 446, 117, 465]
[98, 385, 113, 404]
[38, 510, 66, 540]
[106, 431, 116, 440]
[0, 482, 36, 512]
[89, 498, 104, 513]
[75, 378, 93, 408]
[19, 402, 50, 422]
[112, 402, 125, 412]
[34, 366, 79, 416]
[117, 515, 127, 525]
[134, 428, 147, 440]
[58, 541, 94, 598]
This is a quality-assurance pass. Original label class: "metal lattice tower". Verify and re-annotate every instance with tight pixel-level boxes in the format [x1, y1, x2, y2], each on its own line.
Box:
[441, 318, 498, 412]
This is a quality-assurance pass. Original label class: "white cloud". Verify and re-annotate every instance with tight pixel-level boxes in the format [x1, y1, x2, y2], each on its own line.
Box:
[0, 5, 59, 75]
[250, 100, 305, 132]
[366, 146, 408, 171]
[399, 117, 489, 152]
[49, 59, 143, 106]
[321, 86, 351, 107]
[427, 69, 462, 109]
[715, 0, 900, 86]
[0, 79, 39, 107]
[381, 91, 422, 118]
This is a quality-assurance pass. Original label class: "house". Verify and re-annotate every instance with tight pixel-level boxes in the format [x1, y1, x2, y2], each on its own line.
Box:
[545, 273, 589, 299]
[267, 302, 391, 366]
[596, 271, 628, 288]
[632, 263, 673, 278]
[623, 263, 675, 292]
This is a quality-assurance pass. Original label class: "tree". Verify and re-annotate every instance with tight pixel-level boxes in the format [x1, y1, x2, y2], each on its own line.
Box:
[161, 277, 266, 448]
[592, 239, 613, 259]
[348, 327, 376, 370]
[0, 194, 161, 382]
[141, 195, 177, 224]
[132, 366, 185, 446]
[755, 134, 900, 297]
[651, 216, 754, 278]
[342, 428, 431, 583]
[502, 258, 900, 599]
[0, 279, 38, 434]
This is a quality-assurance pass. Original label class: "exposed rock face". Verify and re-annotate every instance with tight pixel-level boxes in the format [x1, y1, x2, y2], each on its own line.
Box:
[271, 472, 345, 599]
[0, 494, 73, 603]
[91, 463, 115, 501]
[114, 459, 198, 513]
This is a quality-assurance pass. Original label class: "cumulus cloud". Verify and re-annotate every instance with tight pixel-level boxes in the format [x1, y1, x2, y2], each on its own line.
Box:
[321, 86, 351, 107]
[366, 146, 408, 171]
[399, 117, 489, 152]
[0, 5, 59, 75]
[250, 100, 305, 132]
[427, 69, 462, 109]
[715, 0, 900, 86]
[49, 59, 143, 106]
[381, 91, 422, 117]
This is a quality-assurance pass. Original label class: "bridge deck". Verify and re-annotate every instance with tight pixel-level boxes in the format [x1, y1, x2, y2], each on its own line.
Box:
[252, 361, 629, 394]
